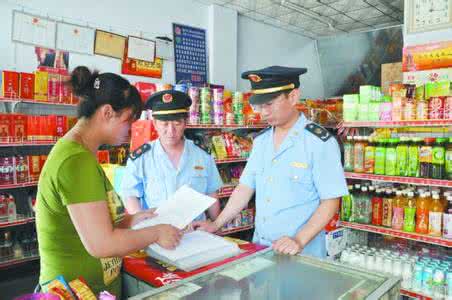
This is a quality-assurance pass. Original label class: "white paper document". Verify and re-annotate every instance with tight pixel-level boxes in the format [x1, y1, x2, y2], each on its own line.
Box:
[132, 185, 216, 230]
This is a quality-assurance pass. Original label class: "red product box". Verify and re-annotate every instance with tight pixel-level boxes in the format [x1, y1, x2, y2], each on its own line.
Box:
[0, 157, 14, 185]
[134, 82, 157, 103]
[2, 71, 20, 99]
[130, 120, 158, 152]
[26, 115, 40, 141]
[10, 114, 27, 142]
[60, 75, 72, 104]
[28, 155, 41, 182]
[14, 155, 29, 184]
[19, 73, 35, 99]
[55, 115, 68, 138]
[97, 150, 110, 164]
[40, 155, 48, 171]
[47, 73, 61, 103]
[0, 114, 12, 142]
[39, 116, 54, 141]
[325, 212, 340, 232]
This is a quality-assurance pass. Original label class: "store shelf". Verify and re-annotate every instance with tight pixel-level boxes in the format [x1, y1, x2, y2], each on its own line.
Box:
[344, 172, 452, 188]
[400, 288, 432, 300]
[0, 181, 38, 190]
[0, 217, 35, 228]
[0, 255, 39, 270]
[0, 97, 77, 108]
[0, 140, 57, 147]
[218, 184, 237, 198]
[215, 158, 248, 164]
[342, 120, 452, 128]
[340, 221, 452, 247]
[186, 124, 268, 129]
[218, 225, 254, 236]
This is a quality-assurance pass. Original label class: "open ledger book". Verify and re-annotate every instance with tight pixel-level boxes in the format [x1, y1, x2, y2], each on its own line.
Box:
[132, 185, 241, 271]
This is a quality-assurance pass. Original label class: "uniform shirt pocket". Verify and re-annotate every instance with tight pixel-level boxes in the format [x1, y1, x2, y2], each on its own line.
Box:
[286, 168, 316, 204]
[189, 171, 208, 193]
[145, 176, 165, 203]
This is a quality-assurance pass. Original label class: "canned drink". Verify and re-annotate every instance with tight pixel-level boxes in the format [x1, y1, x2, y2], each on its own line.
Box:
[174, 84, 189, 93]
[200, 114, 211, 125]
[200, 87, 212, 113]
[188, 87, 200, 110]
[212, 88, 224, 102]
[189, 112, 199, 125]
[402, 261, 413, 289]
[412, 263, 424, 292]
[213, 112, 224, 125]
[234, 114, 244, 125]
[422, 266, 434, 295]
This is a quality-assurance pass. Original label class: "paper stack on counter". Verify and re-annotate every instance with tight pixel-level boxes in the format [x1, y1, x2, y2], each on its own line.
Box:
[133, 185, 241, 271]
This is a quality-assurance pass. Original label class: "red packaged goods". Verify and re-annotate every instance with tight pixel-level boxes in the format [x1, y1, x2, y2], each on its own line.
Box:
[28, 155, 41, 182]
[444, 96, 452, 120]
[2, 71, 20, 98]
[26, 115, 40, 141]
[43, 116, 54, 140]
[0, 114, 11, 142]
[14, 155, 29, 184]
[429, 97, 445, 119]
[19, 73, 35, 99]
[47, 73, 61, 103]
[0, 157, 14, 185]
[59, 75, 72, 104]
[97, 150, 110, 164]
[55, 115, 68, 138]
[10, 114, 27, 142]
[134, 82, 157, 103]
[40, 155, 48, 171]
[130, 120, 158, 152]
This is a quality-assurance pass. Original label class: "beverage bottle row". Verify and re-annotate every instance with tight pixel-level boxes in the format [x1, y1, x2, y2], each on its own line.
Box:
[341, 184, 452, 239]
[344, 136, 452, 180]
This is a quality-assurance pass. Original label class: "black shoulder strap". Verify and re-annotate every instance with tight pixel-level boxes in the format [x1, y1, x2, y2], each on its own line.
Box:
[129, 143, 152, 161]
[305, 123, 332, 142]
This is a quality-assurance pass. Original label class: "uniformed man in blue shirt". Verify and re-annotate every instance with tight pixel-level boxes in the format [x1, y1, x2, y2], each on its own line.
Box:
[121, 90, 223, 221]
[194, 66, 348, 257]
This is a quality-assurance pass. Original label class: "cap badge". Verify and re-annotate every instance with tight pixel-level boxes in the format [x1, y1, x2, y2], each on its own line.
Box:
[248, 74, 262, 83]
[162, 93, 173, 103]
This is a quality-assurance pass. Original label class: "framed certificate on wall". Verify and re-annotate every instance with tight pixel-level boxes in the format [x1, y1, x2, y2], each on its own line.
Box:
[94, 29, 126, 59]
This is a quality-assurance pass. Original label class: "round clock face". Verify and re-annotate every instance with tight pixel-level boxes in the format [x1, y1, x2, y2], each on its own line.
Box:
[411, 0, 452, 33]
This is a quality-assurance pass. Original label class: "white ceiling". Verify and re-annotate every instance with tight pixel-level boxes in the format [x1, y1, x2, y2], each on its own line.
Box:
[197, 0, 404, 38]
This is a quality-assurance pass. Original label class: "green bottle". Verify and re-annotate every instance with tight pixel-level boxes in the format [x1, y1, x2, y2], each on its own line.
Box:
[403, 191, 416, 232]
[408, 138, 421, 177]
[374, 138, 386, 175]
[385, 138, 397, 176]
[432, 138, 446, 179]
[396, 137, 409, 177]
[341, 185, 353, 221]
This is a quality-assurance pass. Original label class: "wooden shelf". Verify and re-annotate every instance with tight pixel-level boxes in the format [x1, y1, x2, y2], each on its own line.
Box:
[344, 172, 452, 188]
[0, 97, 77, 108]
[0, 255, 39, 270]
[0, 181, 38, 190]
[340, 221, 451, 247]
[0, 217, 35, 229]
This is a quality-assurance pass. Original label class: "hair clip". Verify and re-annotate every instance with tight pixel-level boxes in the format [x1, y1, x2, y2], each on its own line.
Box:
[94, 78, 101, 89]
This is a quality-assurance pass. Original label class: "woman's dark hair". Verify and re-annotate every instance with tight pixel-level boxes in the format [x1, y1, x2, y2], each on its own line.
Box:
[69, 66, 142, 120]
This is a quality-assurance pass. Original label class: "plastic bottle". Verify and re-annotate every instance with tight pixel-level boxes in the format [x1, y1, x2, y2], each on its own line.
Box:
[353, 136, 366, 173]
[420, 138, 435, 178]
[7, 195, 16, 222]
[364, 137, 376, 174]
[429, 194, 443, 237]
[416, 193, 431, 234]
[432, 138, 446, 179]
[341, 185, 353, 221]
[374, 138, 386, 175]
[349, 184, 361, 222]
[344, 136, 354, 172]
[396, 137, 409, 177]
[385, 138, 398, 176]
[404, 191, 416, 232]
[392, 190, 405, 230]
[359, 186, 371, 224]
[446, 137, 452, 180]
[408, 138, 421, 177]
[372, 188, 384, 226]
[382, 189, 394, 227]
[443, 196, 452, 239]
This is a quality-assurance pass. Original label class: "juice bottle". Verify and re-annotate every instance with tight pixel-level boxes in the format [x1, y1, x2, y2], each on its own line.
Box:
[443, 196, 452, 239]
[375, 138, 387, 175]
[420, 138, 435, 178]
[446, 137, 452, 180]
[428, 194, 443, 237]
[392, 190, 405, 230]
[349, 184, 361, 222]
[344, 136, 354, 172]
[341, 185, 353, 221]
[364, 137, 376, 174]
[357, 186, 371, 224]
[403, 191, 416, 232]
[371, 188, 384, 226]
[408, 138, 421, 177]
[353, 136, 366, 173]
[432, 138, 446, 179]
[382, 189, 394, 227]
[396, 137, 409, 176]
[416, 192, 431, 234]
[385, 138, 398, 176]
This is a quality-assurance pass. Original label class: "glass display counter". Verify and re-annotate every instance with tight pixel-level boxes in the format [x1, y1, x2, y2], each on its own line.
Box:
[127, 248, 400, 300]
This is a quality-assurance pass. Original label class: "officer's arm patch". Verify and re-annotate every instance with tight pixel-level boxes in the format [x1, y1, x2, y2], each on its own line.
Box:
[305, 123, 331, 142]
[129, 143, 152, 160]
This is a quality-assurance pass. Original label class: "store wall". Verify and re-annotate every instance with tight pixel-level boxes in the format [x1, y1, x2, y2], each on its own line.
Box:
[317, 26, 403, 98]
[236, 16, 325, 99]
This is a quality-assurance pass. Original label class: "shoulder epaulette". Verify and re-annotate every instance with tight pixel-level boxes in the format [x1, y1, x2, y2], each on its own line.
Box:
[129, 143, 152, 161]
[305, 123, 331, 142]
[254, 126, 271, 138]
